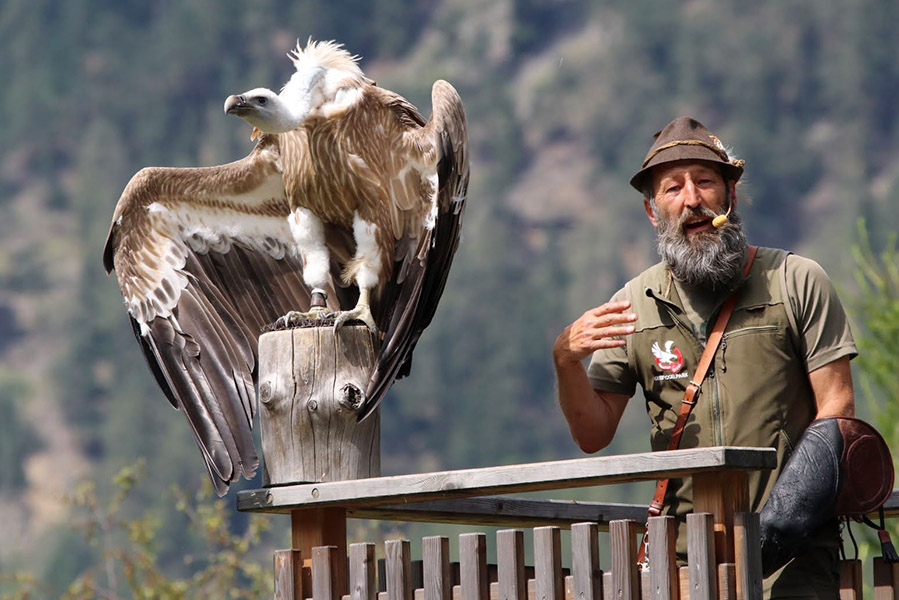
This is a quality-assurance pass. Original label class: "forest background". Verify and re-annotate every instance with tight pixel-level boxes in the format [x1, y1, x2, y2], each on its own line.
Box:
[2, 0, 899, 596]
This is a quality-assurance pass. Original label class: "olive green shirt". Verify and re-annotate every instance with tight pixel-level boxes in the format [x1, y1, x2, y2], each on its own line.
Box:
[587, 252, 857, 395]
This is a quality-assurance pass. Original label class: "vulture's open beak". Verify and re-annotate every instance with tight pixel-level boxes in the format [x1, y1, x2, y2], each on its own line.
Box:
[224, 95, 250, 116]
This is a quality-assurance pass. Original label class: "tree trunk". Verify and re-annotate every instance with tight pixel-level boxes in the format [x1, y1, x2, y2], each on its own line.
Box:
[258, 324, 381, 485]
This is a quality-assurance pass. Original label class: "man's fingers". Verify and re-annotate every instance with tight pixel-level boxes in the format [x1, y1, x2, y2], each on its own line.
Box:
[590, 324, 636, 340]
[589, 300, 632, 317]
[589, 337, 627, 350]
[586, 311, 637, 329]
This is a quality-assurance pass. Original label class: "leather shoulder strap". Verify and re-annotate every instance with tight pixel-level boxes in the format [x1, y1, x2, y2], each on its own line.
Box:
[647, 245, 759, 517]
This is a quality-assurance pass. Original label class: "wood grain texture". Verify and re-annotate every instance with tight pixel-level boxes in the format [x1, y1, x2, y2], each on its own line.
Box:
[873, 557, 899, 600]
[386, 540, 413, 600]
[348, 498, 649, 529]
[571, 523, 601, 600]
[534, 527, 564, 600]
[839, 560, 862, 600]
[678, 567, 690, 600]
[460, 533, 489, 600]
[716, 565, 734, 600]
[732, 513, 761, 600]
[275, 549, 303, 600]
[497, 530, 527, 600]
[292, 507, 347, 595]
[238, 447, 776, 513]
[610, 520, 640, 600]
[258, 326, 380, 486]
[313, 546, 342, 600]
[647, 516, 677, 600]
[686, 513, 716, 600]
[350, 543, 377, 600]
[692, 472, 748, 565]
[424, 536, 452, 600]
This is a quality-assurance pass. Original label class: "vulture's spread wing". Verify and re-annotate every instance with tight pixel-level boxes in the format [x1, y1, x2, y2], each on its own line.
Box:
[360, 80, 469, 419]
[103, 135, 350, 494]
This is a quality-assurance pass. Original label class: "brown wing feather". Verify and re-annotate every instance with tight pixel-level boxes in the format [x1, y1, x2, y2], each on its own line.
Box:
[360, 80, 469, 419]
[103, 136, 342, 495]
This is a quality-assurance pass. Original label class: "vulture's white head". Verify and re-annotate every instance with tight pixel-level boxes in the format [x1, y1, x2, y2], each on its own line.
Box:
[224, 39, 367, 135]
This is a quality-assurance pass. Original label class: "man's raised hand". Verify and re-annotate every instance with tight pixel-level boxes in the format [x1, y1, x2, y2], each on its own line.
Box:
[552, 300, 637, 366]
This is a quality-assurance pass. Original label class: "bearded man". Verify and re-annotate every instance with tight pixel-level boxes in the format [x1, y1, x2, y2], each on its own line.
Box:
[553, 117, 856, 600]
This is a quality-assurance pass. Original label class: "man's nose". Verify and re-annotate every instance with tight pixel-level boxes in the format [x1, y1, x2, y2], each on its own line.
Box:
[682, 178, 701, 208]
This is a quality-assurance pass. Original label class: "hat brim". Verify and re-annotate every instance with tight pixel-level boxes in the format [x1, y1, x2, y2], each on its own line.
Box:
[630, 149, 744, 194]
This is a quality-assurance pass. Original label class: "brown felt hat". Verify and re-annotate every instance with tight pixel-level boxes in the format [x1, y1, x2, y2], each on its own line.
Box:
[630, 117, 745, 193]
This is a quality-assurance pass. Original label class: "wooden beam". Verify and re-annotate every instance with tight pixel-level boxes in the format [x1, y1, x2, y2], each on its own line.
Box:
[346, 497, 649, 529]
[238, 447, 775, 513]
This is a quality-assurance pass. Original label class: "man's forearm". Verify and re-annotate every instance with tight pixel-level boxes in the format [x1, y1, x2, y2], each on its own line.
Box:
[555, 360, 626, 453]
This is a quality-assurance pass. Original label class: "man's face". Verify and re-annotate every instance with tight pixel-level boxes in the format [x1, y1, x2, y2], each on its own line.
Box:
[644, 160, 747, 291]
[647, 160, 730, 238]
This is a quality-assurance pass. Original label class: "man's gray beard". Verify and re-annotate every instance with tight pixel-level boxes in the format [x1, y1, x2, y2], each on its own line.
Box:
[654, 205, 748, 292]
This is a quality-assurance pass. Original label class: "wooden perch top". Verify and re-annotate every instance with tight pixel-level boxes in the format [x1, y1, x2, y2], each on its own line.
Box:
[237, 446, 776, 514]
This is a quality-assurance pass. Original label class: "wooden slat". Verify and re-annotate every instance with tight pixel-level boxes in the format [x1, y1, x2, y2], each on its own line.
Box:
[350, 543, 376, 600]
[873, 557, 899, 600]
[732, 513, 761, 600]
[386, 540, 413, 600]
[238, 448, 776, 513]
[610, 519, 640, 600]
[535, 527, 564, 600]
[687, 513, 716, 600]
[678, 567, 690, 600]
[839, 560, 863, 600]
[571, 523, 602, 600]
[716, 565, 734, 600]
[497, 530, 527, 600]
[641, 570, 651, 600]
[424, 536, 452, 600]
[348, 498, 650, 529]
[275, 549, 303, 600]
[461, 533, 489, 600]
[313, 546, 342, 600]
[647, 516, 677, 600]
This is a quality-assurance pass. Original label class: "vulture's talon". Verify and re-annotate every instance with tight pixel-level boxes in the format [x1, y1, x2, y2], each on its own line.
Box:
[333, 304, 378, 333]
[274, 307, 330, 329]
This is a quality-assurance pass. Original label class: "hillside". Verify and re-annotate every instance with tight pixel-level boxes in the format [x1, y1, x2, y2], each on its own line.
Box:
[2, 0, 898, 592]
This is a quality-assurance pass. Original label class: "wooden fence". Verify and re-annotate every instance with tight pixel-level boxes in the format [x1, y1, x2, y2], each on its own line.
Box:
[238, 447, 899, 600]
[270, 515, 762, 600]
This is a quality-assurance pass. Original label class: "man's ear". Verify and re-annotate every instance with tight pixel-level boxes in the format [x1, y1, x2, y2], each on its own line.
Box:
[728, 180, 738, 210]
[643, 197, 658, 227]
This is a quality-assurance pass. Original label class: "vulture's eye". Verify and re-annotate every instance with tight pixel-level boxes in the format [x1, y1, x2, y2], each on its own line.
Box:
[257, 97, 267, 105]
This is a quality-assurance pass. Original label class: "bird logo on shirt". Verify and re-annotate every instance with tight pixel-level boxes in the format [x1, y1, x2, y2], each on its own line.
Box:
[652, 341, 685, 374]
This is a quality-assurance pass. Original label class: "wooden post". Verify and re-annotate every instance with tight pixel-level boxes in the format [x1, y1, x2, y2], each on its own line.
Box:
[687, 513, 716, 600]
[692, 471, 748, 564]
[258, 325, 380, 485]
[497, 530, 527, 600]
[647, 516, 677, 600]
[571, 523, 602, 600]
[534, 527, 564, 600]
[732, 513, 762, 600]
[609, 520, 640, 600]
[260, 325, 380, 599]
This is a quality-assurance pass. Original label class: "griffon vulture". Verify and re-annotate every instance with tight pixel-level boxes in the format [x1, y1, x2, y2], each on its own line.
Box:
[103, 40, 469, 494]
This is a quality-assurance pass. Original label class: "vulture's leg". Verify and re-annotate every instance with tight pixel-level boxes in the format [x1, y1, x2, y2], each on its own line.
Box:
[334, 286, 376, 331]
[333, 214, 379, 332]
[274, 208, 333, 329]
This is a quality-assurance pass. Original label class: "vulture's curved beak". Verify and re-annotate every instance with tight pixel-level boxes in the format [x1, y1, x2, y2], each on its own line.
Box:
[224, 95, 249, 116]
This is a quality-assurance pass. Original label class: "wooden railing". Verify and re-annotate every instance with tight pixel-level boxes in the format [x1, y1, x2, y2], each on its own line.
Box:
[237, 447, 899, 600]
